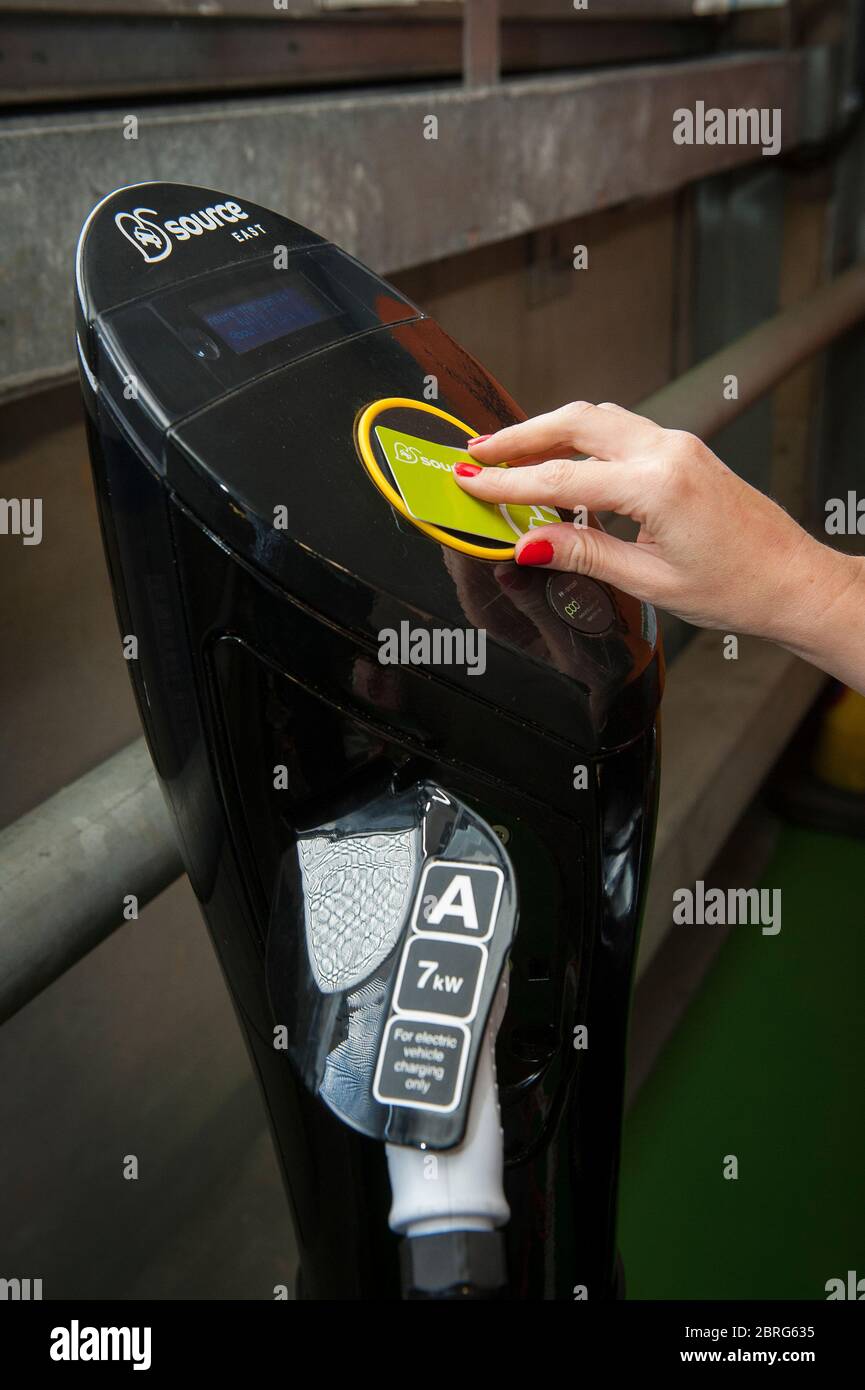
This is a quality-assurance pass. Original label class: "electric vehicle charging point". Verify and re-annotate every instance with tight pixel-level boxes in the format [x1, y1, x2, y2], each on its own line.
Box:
[77, 183, 663, 1300]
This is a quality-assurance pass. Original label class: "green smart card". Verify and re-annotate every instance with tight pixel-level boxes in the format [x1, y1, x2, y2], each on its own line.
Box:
[375, 425, 559, 542]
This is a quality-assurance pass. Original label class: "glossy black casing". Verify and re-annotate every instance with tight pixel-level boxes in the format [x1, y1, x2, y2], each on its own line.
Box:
[77, 183, 663, 1300]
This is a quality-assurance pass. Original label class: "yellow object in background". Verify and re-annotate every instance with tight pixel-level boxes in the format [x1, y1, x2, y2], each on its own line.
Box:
[812, 687, 865, 792]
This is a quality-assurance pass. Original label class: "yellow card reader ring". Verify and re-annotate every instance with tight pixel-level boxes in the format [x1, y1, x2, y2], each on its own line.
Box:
[355, 397, 560, 561]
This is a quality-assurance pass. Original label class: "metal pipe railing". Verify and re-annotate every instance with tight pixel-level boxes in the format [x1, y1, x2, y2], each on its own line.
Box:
[2, 257, 864, 1022]
[0, 741, 180, 1023]
[637, 260, 865, 437]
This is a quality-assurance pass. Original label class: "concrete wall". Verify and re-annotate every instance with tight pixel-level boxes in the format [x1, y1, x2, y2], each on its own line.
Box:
[392, 197, 681, 418]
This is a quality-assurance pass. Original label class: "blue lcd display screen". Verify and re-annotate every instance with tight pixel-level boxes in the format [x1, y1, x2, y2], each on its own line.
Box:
[194, 279, 340, 355]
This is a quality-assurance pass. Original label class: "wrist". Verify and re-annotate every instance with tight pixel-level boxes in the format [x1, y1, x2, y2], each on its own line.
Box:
[772, 537, 864, 671]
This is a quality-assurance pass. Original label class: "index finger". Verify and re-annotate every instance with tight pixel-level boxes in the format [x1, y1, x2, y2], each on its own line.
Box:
[455, 454, 635, 515]
[469, 400, 661, 465]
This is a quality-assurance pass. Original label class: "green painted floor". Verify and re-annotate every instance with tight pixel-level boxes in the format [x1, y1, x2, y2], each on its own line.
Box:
[619, 825, 865, 1300]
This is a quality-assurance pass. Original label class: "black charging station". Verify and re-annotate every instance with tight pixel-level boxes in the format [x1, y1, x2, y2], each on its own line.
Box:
[76, 182, 662, 1300]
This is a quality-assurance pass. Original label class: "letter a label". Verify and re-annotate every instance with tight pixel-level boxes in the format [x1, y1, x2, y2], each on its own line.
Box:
[413, 861, 504, 941]
[428, 874, 479, 931]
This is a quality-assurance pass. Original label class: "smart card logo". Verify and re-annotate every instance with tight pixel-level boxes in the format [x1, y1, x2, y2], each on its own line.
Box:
[115, 201, 250, 263]
[393, 440, 420, 463]
[114, 208, 173, 263]
[392, 439, 451, 470]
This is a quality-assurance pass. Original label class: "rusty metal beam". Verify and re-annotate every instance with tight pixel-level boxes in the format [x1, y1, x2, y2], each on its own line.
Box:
[0, 0, 775, 14]
[0, 47, 840, 402]
[464, 0, 500, 87]
[0, 9, 716, 106]
[638, 259, 865, 438]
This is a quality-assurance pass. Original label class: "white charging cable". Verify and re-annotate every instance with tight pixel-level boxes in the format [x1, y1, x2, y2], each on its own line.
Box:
[385, 970, 510, 1236]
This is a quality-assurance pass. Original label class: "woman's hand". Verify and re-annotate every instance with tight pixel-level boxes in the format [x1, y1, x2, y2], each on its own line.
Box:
[453, 400, 865, 691]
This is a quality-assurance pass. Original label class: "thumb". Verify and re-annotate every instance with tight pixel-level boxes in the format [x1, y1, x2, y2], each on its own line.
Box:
[515, 523, 668, 603]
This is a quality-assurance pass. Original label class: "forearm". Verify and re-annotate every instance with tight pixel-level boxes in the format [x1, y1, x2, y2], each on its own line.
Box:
[770, 540, 865, 695]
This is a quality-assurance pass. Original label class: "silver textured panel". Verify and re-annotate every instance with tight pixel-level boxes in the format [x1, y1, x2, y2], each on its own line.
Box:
[298, 827, 418, 993]
[320, 976, 391, 1131]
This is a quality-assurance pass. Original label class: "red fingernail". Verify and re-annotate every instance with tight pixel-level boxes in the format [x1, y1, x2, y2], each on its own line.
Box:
[454, 462, 481, 477]
[516, 539, 554, 567]
[467, 434, 492, 447]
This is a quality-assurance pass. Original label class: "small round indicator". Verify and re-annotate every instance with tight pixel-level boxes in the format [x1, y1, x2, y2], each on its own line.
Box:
[546, 572, 615, 635]
[180, 327, 221, 360]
